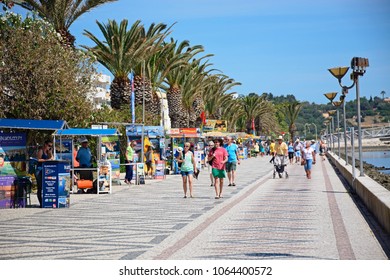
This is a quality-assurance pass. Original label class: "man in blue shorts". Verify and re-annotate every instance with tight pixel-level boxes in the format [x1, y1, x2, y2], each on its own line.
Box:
[224, 136, 240, 186]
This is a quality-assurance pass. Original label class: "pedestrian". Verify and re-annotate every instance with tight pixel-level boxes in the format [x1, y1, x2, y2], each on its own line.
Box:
[36, 140, 54, 207]
[293, 139, 303, 164]
[177, 142, 196, 198]
[274, 135, 288, 171]
[302, 141, 316, 179]
[319, 140, 327, 161]
[288, 140, 295, 164]
[125, 140, 136, 184]
[225, 136, 240, 186]
[208, 138, 228, 199]
[145, 145, 154, 179]
[205, 140, 216, 187]
[269, 139, 275, 163]
[259, 140, 265, 156]
[253, 141, 260, 157]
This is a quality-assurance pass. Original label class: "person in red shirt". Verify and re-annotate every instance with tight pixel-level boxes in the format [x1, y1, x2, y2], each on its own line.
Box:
[208, 138, 228, 199]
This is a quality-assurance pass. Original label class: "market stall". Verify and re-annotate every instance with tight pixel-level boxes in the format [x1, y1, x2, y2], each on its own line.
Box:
[126, 125, 165, 183]
[0, 118, 68, 208]
[54, 128, 121, 194]
[168, 128, 204, 174]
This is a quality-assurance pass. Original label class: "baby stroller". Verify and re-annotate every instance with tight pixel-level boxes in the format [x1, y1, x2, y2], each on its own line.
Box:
[273, 155, 289, 179]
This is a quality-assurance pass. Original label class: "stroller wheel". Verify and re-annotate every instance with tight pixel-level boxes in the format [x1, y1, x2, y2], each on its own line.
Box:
[278, 173, 282, 178]
[285, 172, 289, 179]
[273, 172, 276, 179]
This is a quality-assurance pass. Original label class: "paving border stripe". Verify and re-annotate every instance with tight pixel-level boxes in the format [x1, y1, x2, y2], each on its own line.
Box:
[321, 160, 356, 260]
[153, 172, 272, 259]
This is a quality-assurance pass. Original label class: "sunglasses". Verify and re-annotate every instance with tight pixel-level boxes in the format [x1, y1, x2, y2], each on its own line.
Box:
[185, 146, 190, 148]
[48, 145, 53, 147]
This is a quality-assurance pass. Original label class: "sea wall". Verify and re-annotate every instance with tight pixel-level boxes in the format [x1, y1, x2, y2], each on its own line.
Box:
[327, 152, 390, 234]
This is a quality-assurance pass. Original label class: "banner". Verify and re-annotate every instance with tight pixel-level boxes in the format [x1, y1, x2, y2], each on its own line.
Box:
[55, 139, 72, 163]
[101, 136, 120, 180]
[203, 120, 227, 132]
[0, 132, 27, 176]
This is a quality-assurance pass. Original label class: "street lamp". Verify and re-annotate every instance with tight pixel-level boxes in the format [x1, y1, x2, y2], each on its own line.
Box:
[328, 110, 336, 151]
[332, 99, 343, 159]
[328, 57, 369, 176]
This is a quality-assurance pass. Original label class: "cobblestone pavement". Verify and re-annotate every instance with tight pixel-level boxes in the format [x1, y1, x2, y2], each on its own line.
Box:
[0, 155, 388, 260]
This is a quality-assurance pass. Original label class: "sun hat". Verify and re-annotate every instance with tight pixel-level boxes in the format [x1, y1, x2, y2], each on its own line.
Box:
[311, 139, 316, 143]
[277, 136, 283, 140]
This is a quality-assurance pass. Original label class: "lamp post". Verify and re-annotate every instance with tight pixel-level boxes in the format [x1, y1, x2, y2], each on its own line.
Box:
[328, 110, 337, 151]
[328, 57, 369, 176]
[332, 100, 343, 159]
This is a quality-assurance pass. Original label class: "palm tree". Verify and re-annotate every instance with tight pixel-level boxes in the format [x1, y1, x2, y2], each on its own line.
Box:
[283, 101, 302, 141]
[131, 23, 173, 111]
[203, 74, 240, 120]
[164, 40, 204, 128]
[13, 0, 118, 47]
[83, 19, 168, 109]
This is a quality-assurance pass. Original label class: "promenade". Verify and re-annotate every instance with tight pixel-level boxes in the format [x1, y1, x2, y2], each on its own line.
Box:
[0, 155, 389, 260]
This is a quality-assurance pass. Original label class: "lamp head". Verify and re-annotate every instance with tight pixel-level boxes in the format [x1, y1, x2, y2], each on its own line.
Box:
[332, 101, 343, 107]
[324, 92, 338, 102]
[328, 67, 349, 81]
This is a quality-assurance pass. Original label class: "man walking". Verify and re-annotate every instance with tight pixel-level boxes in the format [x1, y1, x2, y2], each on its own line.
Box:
[225, 136, 240, 186]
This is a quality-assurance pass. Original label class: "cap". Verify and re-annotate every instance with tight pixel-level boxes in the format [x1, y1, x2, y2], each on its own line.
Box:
[80, 138, 88, 143]
[311, 139, 316, 143]
[277, 136, 283, 140]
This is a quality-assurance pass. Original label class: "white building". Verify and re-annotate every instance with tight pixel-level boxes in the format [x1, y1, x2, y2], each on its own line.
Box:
[87, 73, 111, 109]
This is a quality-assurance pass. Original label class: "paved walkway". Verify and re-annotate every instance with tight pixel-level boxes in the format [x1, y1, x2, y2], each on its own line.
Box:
[0, 155, 389, 260]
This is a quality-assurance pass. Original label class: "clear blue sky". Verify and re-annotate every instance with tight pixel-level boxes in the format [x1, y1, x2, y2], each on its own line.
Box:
[12, 0, 390, 104]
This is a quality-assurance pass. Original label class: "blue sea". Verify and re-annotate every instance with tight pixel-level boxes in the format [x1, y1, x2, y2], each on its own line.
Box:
[362, 151, 390, 175]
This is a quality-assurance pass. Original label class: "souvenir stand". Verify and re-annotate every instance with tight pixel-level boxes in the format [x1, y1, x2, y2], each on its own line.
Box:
[0, 118, 69, 208]
[54, 128, 121, 194]
[126, 124, 166, 183]
[168, 128, 204, 173]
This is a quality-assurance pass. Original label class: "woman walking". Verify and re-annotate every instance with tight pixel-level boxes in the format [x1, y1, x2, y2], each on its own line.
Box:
[206, 141, 216, 187]
[302, 141, 316, 179]
[177, 142, 196, 198]
[288, 140, 295, 164]
[208, 138, 228, 199]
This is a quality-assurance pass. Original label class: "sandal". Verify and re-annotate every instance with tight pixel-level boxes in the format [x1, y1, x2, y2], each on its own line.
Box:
[215, 196, 220, 199]
[232, 183, 236, 186]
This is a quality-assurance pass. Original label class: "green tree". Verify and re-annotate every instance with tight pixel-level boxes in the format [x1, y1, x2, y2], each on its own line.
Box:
[83, 19, 169, 110]
[0, 12, 95, 141]
[10, 0, 117, 47]
[282, 101, 302, 141]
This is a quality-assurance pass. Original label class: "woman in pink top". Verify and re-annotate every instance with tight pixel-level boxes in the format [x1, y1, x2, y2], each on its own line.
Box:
[208, 138, 228, 199]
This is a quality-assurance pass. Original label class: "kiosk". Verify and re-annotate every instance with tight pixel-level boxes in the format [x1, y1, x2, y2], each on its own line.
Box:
[0, 118, 68, 208]
[54, 128, 120, 194]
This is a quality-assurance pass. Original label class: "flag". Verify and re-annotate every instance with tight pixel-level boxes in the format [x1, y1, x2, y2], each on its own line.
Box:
[200, 111, 206, 125]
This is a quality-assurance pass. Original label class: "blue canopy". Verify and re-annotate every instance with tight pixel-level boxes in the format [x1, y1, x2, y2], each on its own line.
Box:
[0, 118, 67, 130]
[55, 128, 120, 137]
